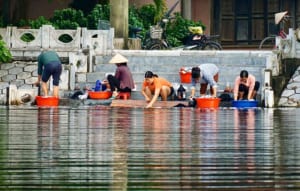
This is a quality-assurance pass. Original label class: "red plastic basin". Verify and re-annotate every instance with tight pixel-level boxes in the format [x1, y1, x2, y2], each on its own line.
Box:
[89, 91, 112, 99]
[195, 97, 221, 108]
[36, 96, 59, 107]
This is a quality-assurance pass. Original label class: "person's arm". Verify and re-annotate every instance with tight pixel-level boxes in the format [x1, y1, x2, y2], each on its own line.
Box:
[114, 67, 120, 79]
[141, 89, 151, 102]
[190, 88, 196, 98]
[146, 88, 160, 108]
[141, 81, 151, 102]
[190, 79, 196, 98]
[34, 56, 43, 86]
[233, 77, 239, 100]
[212, 86, 217, 97]
[247, 76, 256, 100]
[34, 75, 42, 86]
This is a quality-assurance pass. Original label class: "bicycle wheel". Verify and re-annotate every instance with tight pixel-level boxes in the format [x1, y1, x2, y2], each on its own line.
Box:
[259, 36, 276, 49]
[202, 41, 222, 50]
[148, 39, 168, 50]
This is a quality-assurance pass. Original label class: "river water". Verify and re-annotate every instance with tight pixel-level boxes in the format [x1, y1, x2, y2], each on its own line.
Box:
[0, 105, 299, 191]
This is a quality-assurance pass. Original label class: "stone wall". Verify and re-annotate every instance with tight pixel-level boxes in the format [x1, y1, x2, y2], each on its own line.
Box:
[278, 65, 300, 107]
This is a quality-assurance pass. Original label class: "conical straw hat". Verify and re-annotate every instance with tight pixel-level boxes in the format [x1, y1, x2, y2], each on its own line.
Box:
[275, 11, 288, 24]
[109, 53, 128, 64]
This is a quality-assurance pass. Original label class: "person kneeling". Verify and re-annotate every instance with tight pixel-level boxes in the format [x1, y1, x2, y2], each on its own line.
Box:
[233, 70, 260, 100]
[141, 71, 174, 108]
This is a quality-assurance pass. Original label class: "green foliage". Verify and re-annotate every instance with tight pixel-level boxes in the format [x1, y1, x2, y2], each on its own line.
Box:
[166, 13, 206, 46]
[0, 39, 12, 63]
[20, 33, 35, 42]
[50, 8, 87, 29]
[19, 16, 52, 29]
[153, 0, 167, 24]
[128, 5, 145, 38]
[86, 4, 110, 29]
[18, 19, 29, 27]
[5, 2, 206, 48]
[137, 4, 156, 29]
[29, 16, 52, 29]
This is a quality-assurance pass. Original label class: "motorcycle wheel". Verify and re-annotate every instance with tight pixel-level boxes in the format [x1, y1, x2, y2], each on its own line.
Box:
[202, 41, 222, 50]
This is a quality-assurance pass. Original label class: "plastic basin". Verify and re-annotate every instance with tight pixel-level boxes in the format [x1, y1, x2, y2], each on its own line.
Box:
[195, 97, 221, 108]
[232, 100, 258, 108]
[36, 96, 59, 107]
[179, 72, 192, 83]
[89, 91, 112, 99]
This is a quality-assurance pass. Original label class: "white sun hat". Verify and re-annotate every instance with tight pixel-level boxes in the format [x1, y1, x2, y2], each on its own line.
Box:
[109, 53, 128, 64]
[275, 11, 288, 25]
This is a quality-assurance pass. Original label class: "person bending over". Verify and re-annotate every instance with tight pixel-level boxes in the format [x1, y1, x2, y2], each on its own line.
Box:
[233, 70, 260, 100]
[34, 50, 62, 97]
[141, 71, 174, 108]
[190, 63, 219, 98]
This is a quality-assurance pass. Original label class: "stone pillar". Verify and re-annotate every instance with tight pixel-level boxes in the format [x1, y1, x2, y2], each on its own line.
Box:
[110, 0, 128, 49]
[41, 25, 52, 49]
[181, 0, 192, 20]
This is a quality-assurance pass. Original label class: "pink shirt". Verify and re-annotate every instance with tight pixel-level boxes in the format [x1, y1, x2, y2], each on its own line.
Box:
[233, 74, 256, 96]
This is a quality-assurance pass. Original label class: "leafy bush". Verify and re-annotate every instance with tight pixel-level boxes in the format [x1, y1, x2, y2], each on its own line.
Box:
[86, 4, 110, 29]
[19, 16, 52, 29]
[12, 2, 206, 48]
[166, 13, 206, 46]
[50, 8, 87, 29]
[29, 16, 52, 29]
[137, 4, 156, 30]
[0, 40, 12, 63]
[153, 0, 167, 24]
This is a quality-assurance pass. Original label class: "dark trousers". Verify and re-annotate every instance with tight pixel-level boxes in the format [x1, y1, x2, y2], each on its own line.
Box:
[239, 81, 260, 99]
[107, 75, 131, 92]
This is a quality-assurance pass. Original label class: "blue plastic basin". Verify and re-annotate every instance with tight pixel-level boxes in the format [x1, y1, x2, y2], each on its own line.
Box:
[232, 100, 258, 108]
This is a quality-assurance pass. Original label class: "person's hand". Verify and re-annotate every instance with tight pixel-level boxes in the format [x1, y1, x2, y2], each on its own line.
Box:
[33, 81, 40, 87]
[145, 103, 152, 108]
[145, 96, 151, 103]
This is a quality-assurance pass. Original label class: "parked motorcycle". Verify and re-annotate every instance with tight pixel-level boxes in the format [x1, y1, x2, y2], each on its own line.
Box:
[147, 24, 222, 50]
[129, 0, 222, 50]
[144, 2, 222, 50]
[180, 26, 222, 50]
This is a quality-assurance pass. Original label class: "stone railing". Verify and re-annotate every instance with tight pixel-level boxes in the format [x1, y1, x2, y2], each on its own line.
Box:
[0, 25, 115, 59]
[0, 25, 115, 104]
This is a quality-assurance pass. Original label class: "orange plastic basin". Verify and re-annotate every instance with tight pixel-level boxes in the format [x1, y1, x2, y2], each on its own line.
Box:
[179, 72, 192, 83]
[88, 91, 112, 99]
[36, 96, 59, 107]
[195, 97, 221, 108]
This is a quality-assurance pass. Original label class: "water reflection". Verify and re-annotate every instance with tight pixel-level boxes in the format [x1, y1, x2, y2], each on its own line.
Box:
[1, 106, 300, 190]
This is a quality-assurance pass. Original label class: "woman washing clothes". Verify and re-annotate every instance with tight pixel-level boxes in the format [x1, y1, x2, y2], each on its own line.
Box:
[141, 71, 174, 108]
[103, 53, 135, 98]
